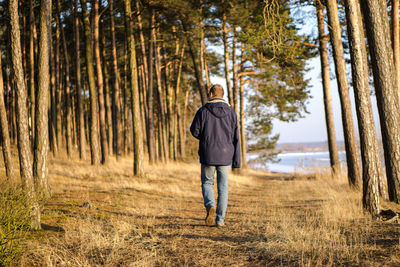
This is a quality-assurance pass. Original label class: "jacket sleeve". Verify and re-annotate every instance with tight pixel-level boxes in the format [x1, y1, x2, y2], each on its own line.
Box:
[232, 112, 241, 168]
[190, 108, 202, 140]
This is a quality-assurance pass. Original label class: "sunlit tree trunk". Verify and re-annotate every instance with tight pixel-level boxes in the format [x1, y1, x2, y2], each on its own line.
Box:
[392, 0, 400, 97]
[101, 33, 113, 156]
[81, 0, 101, 165]
[147, 9, 156, 164]
[326, 0, 362, 187]
[360, 0, 400, 203]
[109, 0, 122, 159]
[232, 27, 239, 117]
[315, 0, 341, 176]
[239, 44, 247, 168]
[124, 0, 144, 176]
[10, 0, 40, 229]
[0, 50, 15, 179]
[222, 2, 233, 106]
[93, 0, 108, 164]
[73, 0, 86, 160]
[29, 0, 35, 143]
[345, 0, 382, 214]
[56, 0, 72, 157]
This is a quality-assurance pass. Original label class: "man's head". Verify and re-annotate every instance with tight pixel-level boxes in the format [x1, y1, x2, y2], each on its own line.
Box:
[208, 84, 224, 99]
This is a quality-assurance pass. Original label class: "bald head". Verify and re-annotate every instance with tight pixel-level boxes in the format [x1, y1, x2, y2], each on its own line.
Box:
[208, 84, 224, 99]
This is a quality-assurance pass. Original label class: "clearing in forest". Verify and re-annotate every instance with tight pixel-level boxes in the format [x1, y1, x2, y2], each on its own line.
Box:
[20, 155, 400, 266]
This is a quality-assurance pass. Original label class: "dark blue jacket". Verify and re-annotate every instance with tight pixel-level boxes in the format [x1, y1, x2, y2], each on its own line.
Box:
[190, 98, 241, 168]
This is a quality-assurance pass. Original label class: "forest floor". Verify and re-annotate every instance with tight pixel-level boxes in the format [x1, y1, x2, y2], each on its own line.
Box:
[16, 153, 400, 266]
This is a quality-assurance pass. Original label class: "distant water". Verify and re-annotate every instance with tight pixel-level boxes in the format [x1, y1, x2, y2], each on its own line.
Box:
[247, 151, 347, 173]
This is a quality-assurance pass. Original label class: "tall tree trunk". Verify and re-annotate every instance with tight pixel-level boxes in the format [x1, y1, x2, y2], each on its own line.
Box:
[29, 0, 35, 143]
[56, 0, 72, 157]
[124, 0, 144, 176]
[232, 27, 239, 117]
[55, 16, 62, 150]
[123, 40, 129, 155]
[222, 5, 233, 106]
[345, 0, 382, 214]
[392, 0, 400, 97]
[360, 0, 400, 203]
[326, 0, 362, 187]
[136, 0, 148, 154]
[81, 0, 101, 165]
[315, 0, 341, 176]
[93, 0, 108, 164]
[162, 42, 174, 160]
[73, 0, 86, 160]
[147, 9, 156, 164]
[34, 0, 52, 197]
[101, 33, 113, 156]
[0, 51, 15, 179]
[175, 45, 185, 158]
[154, 30, 168, 162]
[10, 0, 40, 229]
[109, 0, 122, 159]
[239, 44, 247, 169]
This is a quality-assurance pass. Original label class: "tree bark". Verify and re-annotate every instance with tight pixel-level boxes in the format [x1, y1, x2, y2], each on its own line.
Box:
[360, 0, 400, 203]
[29, 0, 35, 143]
[239, 44, 247, 168]
[0, 51, 15, 179]
[73, 0, 86, 160]
[222, 5, 233, 106]
[93, 0, 108, 164]
[81, 0, 101, 165]
[109, 0, 122, 159]
[326, 0, 362, 187]
[232, 27, 239, 117]
[147, 9, 156, 164]
[56, 0, 72, 157]
[101, 33, 113, 156]
[124, 0, 144, 176]
[10, 0, 41, 229]
[345, 0, 382, 214]
[315, 0, 341, 176]
[392, 0, 400, 98]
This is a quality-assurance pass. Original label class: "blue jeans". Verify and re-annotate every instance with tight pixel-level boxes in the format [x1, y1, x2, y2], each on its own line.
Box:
[201, 164, 230, 223]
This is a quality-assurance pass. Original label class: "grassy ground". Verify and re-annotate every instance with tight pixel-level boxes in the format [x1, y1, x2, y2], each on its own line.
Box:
[14, 154, 400, 266]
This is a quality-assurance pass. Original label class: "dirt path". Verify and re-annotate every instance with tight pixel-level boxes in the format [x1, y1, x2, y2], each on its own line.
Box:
[21, 156, 400, 266]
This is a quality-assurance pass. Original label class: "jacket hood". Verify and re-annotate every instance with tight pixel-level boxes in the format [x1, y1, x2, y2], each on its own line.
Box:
[205, 98, 231, 118]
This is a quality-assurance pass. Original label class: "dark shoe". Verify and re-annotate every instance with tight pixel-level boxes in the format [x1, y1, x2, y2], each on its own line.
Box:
[216, 221, 225, 228]
[205, 206, 216, 226]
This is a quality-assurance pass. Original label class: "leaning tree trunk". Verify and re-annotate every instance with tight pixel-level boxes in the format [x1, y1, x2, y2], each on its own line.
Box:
[0, 50, 15, 179]
[109, 0, 122, 159]
[360, 0, 400, 203]
[326, 0, 362, 188]
[182, 22, 208, 105]
[315, 0, 341, 176]
[124, 0, 144, 176]
[81, 0, 101, 165]
[93, 0, 108, 164]
[73, 0, 86, 160]
[10, 0, 41, 229]
[345, 0, 382, 215]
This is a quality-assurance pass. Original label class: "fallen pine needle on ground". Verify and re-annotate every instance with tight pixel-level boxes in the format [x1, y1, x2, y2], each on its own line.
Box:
[16, 155, 400, 266]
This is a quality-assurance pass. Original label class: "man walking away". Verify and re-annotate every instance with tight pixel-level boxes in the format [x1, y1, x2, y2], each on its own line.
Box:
[190, 84, 241, 227]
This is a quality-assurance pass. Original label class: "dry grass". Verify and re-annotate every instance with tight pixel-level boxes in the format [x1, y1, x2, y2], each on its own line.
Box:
[11, 154, 400, 266]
